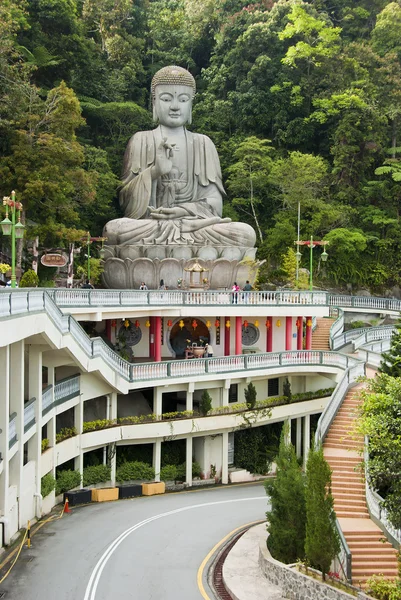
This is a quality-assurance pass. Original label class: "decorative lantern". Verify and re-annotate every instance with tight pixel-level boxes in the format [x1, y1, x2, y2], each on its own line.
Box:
[306, 318, 312, 327]
[296, 319, 301, 328]
[192, 319, 198, 329]
[243, 320, 249, 328]
[255, 320, 259, 328]
[215, 319, 220, 328]
[179, 319, 185, 329]
[265, 319, 271, 329]
[145, 320, 151, 328]
[124, 319, 130, 329]
[206, 320, 211, 329]
[167, 319, 173, 328]
[276, 320, 281, 327]
[225, 320, 231, 328]
[111, 320, 117, 327]
[134, 320, 140, 328]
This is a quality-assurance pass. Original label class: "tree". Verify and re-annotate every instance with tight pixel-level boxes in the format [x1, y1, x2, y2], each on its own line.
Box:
[283, 378, 292, 402]
[19, 269, 39, 288]
[379, 316, 401, 377]
[357, 374, 401, 530]
[265, 426, 306, 564]
[199, 390, 212, 416]
[305, 445, 340, 579]
[225, 136, 274, 242]
[244, 382, 257, 409]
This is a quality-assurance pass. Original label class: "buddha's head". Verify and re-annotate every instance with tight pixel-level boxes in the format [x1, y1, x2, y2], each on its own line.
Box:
[151, 65, 196, 127]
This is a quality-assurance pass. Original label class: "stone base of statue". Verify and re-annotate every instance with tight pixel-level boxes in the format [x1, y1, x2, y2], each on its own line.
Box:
[102, 244, 261, 289]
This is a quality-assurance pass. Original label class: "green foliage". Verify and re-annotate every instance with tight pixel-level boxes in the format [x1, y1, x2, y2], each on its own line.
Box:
[366, 574, 401, 600]
[56, 427, 77, 443]
[305, 445, 340, 579]
[234, 426, 277, 475]
[116, 461, 155, 482]
[41, 473, 56, 497]
[77, 258, 104, 285]
[55, 470, 81, 495]
[19, 269, 39, 288]
[357, 373, 401, 529]
[161, 440, 186, 467]
[82, 464, 111, 486]
[0, 263, 11, 274]
[379, 317, 401, 377]
[41, 438, 50, 452]
[199, 390, 212, 416]
[244, 382, 257, 409]
[160, 464, 178, 481]
[265, 426, 306, 563]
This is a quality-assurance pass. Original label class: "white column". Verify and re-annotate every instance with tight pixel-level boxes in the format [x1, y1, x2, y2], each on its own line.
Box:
[284, 418, 291, 445]
[296, 417, 302, 458]
[153, 440, 161, 482]
[154, 388, 163, 417]
[110, 445, 116, 486]
[303, 415, 311, 468]
[0, 346, 10, 521]
[74, 399, 84, 482]
[221, 386, 229, 407]
[28, 347, 43, 517]
[221, 433, 229, 484]
[185, 437, 193, 487]
[109, 392, 117, 421]
[10, 341, 24, 528]
[186, 390, 193, 412]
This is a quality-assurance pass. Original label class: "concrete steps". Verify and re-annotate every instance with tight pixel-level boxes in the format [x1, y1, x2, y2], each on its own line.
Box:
[324, 387, 399, 586]
[311, 318, 335, 350]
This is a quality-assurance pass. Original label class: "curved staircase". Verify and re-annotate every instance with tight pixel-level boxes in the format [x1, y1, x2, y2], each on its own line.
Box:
[324, 385, 399, 587]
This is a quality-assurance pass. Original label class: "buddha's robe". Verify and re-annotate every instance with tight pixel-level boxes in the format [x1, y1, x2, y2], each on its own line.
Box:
[103, 126, 256, 248]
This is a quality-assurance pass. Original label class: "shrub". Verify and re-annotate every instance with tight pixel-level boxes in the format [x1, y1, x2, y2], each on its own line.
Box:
[116, 461, 155, 482]
[175, 462, 203, 481]
[56, 427, 77, 443]
[283, 378, 292, 402]
[245, 382, 257, 409]
[192, 461, 202, 478]
[19, 269, 39, 288]
[41, 473, 56, 497]
[56, 470, 81, 495]
[39, 280, 55, 288]
[160, 465, 178, 481]
[83, 464, 111, 486]
[366, 575, 401, 600]
[83, 419, 114, 432]
[199, 391, 212, 416]
[41, 438, 50, 452]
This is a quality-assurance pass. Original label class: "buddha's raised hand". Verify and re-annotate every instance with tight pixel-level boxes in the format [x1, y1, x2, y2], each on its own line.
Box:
[151, 138, 174, 179]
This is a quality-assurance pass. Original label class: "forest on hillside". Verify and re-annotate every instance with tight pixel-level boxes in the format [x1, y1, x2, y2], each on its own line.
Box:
[1, 0, 401, 290]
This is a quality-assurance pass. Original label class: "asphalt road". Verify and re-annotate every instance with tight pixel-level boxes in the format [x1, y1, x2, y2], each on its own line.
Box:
[1, 483, 268, 600]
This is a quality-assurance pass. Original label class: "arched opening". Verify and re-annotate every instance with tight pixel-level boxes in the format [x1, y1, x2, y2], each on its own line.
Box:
[169, 318, 210, 358]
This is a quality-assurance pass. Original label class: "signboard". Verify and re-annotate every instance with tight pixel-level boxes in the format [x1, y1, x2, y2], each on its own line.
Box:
[41, 253, 68, 268]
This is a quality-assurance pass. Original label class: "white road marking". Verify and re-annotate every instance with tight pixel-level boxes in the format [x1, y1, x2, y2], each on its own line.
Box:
[83, 496, 266, 600]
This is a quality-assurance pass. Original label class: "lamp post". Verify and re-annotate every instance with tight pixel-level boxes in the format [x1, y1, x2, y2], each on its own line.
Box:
[82, 232, 107, 281]
[294, 236, 328, 291]
[1, 191, 25, 288]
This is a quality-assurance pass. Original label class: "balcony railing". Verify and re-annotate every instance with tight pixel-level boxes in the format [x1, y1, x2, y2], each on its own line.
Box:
[24, 397, 36, 433]
[54, 375, 80, 406]
[9, 413, 17, 449]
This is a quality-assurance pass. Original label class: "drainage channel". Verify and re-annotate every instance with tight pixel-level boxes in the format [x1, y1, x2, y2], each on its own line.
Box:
[209, 528, 248, 600]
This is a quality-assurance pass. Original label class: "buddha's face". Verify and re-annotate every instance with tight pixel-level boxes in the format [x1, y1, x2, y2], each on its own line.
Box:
[154, 84, 193, 127]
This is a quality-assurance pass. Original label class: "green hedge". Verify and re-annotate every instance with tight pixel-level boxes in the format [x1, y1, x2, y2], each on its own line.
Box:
[116, 461, 155, 482]
[160, 465, 178, 481]
[56, 427, 78, 443]
[83, 464, 111, 487]
[41, 473, 56, 498]
[56, 470, 82, 495]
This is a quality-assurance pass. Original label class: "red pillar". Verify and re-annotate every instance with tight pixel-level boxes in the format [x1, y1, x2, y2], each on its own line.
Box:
[155, 316, 162, 362]
[224, 318, 231, 356]
[235, 316, 242, 355]
[305, 316, 312, 350]
[149, 317, 155, 359]
[266, 317, 273, 352]
[297, 317, 303, 350]
[285, 317, 292, 351]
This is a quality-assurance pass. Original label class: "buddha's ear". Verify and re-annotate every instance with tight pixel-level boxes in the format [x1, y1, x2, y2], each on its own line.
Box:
[152, 104, 158, 123]
[187, 106, 192, 125]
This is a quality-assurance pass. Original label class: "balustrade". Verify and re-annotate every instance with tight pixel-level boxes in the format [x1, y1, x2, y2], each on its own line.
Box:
[24, 398, 36, 432]
[9, 413, 17, 449]
[54, 375, 80, 405]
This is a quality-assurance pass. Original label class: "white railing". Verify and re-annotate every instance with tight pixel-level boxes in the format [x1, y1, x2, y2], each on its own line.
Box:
[315, 361, 365, 445]
[333, 520, 352, 582]
[54, 375, 80, 405]
[42, 385, 53, 414]
[24, 398, 36, 432]
[364, 441, 401, 545]
[9, 413, 17, 448]
[352, 326, 394, 350]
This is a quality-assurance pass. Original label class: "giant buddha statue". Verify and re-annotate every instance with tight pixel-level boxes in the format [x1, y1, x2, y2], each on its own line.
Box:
[102, 66, 258, 289]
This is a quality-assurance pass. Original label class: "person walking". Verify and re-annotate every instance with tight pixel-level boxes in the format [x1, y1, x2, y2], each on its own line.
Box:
[159, 279, 166, 290]
[139, 282, 148, 290]
[243, 280, 252, 303]
[206, 342, 214, 358]
[231, 282, 240, 304]
[81, 279, 93, 289]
